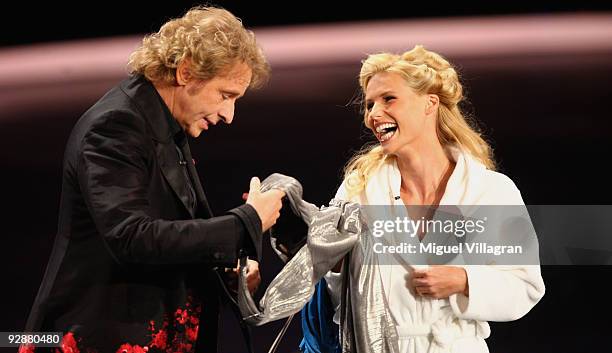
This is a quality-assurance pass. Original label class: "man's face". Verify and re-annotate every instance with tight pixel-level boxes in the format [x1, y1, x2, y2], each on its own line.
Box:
[173, 62, 252, 138]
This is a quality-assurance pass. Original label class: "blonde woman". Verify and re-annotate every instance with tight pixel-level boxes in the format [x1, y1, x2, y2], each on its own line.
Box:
[321, 45, 545, 353]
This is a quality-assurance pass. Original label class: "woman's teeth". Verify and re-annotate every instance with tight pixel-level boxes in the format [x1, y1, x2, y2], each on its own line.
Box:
[379, 130, 395, 142]
[375, 123, 397, 133]
[376, 123, 397, 142]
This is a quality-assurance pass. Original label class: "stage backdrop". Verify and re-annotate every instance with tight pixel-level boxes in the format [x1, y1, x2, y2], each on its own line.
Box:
[1, 14, 611, 353]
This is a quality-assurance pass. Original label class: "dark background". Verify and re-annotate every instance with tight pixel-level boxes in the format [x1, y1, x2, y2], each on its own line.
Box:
[1, 2, 610, 47]
[2, 1, 612, 352]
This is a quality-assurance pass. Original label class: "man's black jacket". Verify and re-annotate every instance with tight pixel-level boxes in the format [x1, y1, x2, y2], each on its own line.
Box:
[25, 75, 262, 353]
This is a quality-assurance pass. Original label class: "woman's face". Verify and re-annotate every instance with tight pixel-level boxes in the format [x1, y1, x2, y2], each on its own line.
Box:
[364, 71, 436, 155]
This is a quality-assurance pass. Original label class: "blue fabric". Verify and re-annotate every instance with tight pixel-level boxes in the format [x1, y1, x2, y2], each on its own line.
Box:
[299, 277, 341, 353]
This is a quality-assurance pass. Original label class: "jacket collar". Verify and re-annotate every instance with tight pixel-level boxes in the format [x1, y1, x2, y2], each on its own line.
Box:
[119, 74, 180, 143]
[119, 75, 212, 219]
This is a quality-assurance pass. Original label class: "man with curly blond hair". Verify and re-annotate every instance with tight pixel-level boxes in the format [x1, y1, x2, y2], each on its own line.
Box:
[24, 6, 284, 353]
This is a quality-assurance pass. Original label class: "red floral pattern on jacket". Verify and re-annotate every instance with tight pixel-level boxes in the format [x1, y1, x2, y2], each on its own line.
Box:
[21, 297, 202, 353]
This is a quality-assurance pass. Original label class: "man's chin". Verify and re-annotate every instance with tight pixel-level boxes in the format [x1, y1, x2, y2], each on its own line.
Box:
[187, 128, 203, 138]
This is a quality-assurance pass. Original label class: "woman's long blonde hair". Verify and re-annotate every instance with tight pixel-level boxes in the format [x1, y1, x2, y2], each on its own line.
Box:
[343, 45, 495, 197]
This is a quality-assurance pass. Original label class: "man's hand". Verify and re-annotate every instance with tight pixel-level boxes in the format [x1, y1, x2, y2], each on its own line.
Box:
[224, 259, 261, 296]
[243, 259, 260, 295]
[245, 177, 285, 232]
[410, 265, 469, 299]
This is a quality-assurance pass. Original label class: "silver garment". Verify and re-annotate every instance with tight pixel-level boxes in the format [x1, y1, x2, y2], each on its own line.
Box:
[342, 223, 399, 353]
[237, 174, 400, 353]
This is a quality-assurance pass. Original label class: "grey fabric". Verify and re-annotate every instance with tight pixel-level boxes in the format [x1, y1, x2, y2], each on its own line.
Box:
[261, 173, 315, 262]
[341, 217, 400, 353]
[237, 173, 399, 353]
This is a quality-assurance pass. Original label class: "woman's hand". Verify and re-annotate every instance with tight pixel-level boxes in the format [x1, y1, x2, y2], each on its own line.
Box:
[410, 265, 468, 299]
